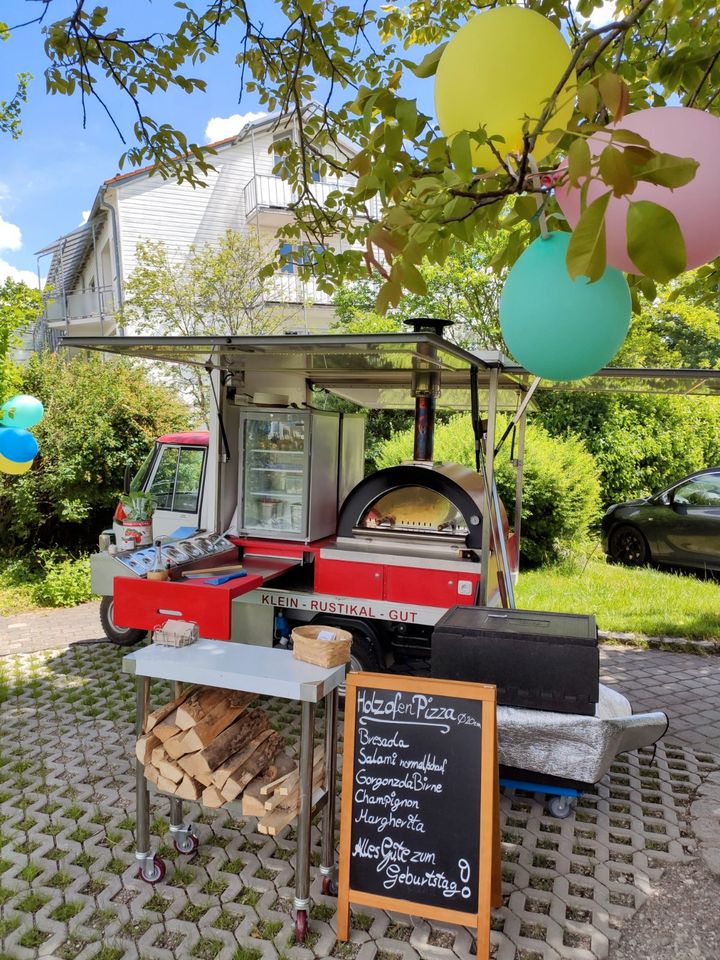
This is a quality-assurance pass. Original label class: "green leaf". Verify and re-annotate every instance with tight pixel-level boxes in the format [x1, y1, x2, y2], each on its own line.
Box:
[636, 152, 699, 189]
[566, 191, 612, 282]
[598, 72, 629, 121]
[567, 137, 591, 185]
[449, 132, 472, 180]
[626, 200, 687, 282]
[577, 83, 598, 119]
[406, 43, 448, 79]
[599, 145, 635, 197]
[396, 99, 418, 138]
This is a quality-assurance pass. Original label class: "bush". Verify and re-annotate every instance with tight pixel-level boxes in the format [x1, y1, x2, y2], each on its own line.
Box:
[31, 553, 93, 607]
[376, 414, 601, 567]
[0, 353, 189, 550]
[0, 551, 93, 610]
[536, 393, 720, 506]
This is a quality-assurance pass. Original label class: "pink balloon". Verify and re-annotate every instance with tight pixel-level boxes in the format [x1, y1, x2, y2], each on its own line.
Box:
[556, 107, 720, 274]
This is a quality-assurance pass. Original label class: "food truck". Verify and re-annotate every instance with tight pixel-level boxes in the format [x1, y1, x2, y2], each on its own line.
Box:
[90, 322, 524, 670]
[80, 325, 669, 825]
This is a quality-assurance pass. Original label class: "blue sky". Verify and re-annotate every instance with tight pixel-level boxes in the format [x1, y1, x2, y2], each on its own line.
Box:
[0, 1, 302, 285]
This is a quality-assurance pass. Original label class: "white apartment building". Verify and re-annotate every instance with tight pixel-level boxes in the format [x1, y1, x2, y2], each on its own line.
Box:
[34, 106, 374, 349]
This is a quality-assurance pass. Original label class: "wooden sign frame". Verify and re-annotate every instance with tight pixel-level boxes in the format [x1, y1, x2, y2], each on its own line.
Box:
[337, 672, 501, 959]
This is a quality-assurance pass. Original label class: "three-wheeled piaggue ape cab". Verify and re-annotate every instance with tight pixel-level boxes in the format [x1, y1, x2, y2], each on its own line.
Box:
[81, 323, 670, 815]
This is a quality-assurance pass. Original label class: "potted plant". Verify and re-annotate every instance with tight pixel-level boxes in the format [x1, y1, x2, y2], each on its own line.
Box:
[120, 492, 156, 547]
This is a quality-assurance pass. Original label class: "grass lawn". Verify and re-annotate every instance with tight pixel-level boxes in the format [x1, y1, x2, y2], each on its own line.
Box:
[515, 553, 720, 640]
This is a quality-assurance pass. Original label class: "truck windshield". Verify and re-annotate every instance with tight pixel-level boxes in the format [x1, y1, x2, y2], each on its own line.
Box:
[130, 448, 155, 492]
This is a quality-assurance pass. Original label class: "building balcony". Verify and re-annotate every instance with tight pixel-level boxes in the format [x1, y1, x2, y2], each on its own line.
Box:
[43, 286, 117, 331]
[266, 272, 334, 306]
[243, 174, 379, 225]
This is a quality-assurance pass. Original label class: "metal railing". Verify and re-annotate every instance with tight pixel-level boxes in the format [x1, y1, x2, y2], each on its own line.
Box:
[266, 273, 333, 305]
[244, 174, 379, 219]
[43, 285, 116, 327]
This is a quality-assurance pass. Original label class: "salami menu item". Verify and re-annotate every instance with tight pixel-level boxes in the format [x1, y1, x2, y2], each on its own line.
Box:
[337, 674, 500, 958]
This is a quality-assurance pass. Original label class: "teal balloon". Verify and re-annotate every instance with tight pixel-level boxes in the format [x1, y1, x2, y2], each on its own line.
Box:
[1, 394, 44, 429]
[499, 232, 631, 381]
[0, 427, 39, 463]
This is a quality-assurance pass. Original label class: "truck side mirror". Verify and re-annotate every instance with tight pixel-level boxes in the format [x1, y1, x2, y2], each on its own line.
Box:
[123, 463, 134, 496]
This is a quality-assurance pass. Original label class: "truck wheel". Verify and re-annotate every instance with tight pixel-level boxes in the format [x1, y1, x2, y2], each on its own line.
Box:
[100, 596, 147, 647]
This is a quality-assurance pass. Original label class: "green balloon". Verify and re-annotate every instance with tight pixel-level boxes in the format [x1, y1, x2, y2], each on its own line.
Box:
[499, 232, 631, 381]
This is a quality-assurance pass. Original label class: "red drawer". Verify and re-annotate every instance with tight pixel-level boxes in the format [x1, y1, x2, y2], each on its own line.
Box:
[314, 559, 384, 599]
[114, 573, 264, 640]
[383, 566, 480, 607]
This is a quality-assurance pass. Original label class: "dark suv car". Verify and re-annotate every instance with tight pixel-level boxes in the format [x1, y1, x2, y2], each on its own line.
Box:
[602, 467, 720, 572]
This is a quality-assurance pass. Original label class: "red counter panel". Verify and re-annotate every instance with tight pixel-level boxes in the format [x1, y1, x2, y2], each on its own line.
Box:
[114, 573, 264, 640]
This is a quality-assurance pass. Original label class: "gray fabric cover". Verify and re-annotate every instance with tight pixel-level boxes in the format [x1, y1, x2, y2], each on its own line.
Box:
[497, 684, 668, 784]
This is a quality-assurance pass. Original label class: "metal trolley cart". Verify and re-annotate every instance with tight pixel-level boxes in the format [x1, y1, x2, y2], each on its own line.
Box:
[122, 639, 345, 942]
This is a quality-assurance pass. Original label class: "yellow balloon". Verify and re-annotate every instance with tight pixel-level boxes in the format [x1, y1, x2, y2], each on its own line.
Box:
[0, 453, 33, 475]
[434, 7, 576, 169]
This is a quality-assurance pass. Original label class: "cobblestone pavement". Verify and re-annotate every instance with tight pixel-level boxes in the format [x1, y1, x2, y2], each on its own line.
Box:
[0, 601, 103, 657]
[0, 632, 719, 960]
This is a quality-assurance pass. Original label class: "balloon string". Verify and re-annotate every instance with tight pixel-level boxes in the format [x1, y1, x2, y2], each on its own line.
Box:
[527, 154, 549, 240]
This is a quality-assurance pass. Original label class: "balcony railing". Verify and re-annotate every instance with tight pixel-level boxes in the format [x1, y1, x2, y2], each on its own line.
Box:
[44, 285, 116, 327]
[266, 272, 334, 306]
[244, 174, 379, 220]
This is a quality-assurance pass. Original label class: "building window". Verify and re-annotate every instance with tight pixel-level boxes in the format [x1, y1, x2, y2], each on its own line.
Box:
[279, 243, 295, 274]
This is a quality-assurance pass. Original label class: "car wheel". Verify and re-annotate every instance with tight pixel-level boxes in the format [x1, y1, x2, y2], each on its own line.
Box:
[608, 524, 649, 566]
[99, 596, 148, 647]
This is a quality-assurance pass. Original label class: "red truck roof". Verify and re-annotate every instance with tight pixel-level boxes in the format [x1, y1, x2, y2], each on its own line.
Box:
[157, 431, 209, 445]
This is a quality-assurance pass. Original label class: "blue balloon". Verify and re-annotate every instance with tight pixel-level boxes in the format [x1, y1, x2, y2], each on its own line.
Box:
[1, 394, 44, 429]
[499, 232, 631, 381]
[0, 427, 39, 464]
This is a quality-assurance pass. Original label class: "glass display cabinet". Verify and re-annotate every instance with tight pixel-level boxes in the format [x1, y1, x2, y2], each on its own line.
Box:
[239, 410, 340, 541]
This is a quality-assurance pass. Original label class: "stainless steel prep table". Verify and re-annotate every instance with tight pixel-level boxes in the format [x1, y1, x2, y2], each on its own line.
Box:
[122, 639, 345, 942]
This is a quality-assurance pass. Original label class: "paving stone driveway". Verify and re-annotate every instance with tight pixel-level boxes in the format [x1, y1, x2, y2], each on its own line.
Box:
[0, 606, 718, 960]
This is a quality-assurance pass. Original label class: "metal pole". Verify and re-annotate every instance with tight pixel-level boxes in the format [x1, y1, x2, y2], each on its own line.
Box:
[479, 366, 499, 605]
[91, 218, 104, 336]
[321, 689, 339, 885]
[135, 677, 151, 858]
[514, 409, 527, 562]
[295, 700, 316, 914]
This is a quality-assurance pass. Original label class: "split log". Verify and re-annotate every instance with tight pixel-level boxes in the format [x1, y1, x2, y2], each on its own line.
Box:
[257, 787, 324, 836]
[175, 691, 256, 753]
[163, 731, 193, 761]
[135, 732, 161, 765]
[175, 775, 203, 801]
[201, 707, 269, 771]
[151, 745, 167, 768]
[260, 766, 297, 797]
[264, 750, 324, 813]
[144, 684, 199, 733]
[156, 755, 185, 784]
[178, 754, 214, 787]
[144, 764, 160, 785]
[242, 754, 296, 817]
[201, 784, 226, 808]
[222, 732, 285, 803]
[157, 774, 178, 795]
[211, 728, 276, 791]
[175, 687, 228, 730]
[154, 713, 182, 743]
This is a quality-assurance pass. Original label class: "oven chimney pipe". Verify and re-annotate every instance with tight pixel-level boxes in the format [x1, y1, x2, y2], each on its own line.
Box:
[405, 318, 453, 463]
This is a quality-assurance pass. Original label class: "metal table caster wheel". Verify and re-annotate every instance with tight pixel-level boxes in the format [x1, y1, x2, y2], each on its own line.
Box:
[174, 832, 199, 855]
[321, 876, 338, 897]
[294, 909, 308, 943]
[138, 856, 166, 884]
[547, 795, 573, 819]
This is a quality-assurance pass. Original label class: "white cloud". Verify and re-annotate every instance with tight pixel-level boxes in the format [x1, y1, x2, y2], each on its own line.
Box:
[80, 210, 91, 224]
[205, 111, 267, 143]
[0, 214, 22, 252]
[0, 258, 41, 287]
[576, 1, 617, 27]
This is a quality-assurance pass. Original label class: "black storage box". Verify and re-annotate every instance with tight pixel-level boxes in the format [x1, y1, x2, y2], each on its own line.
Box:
[431, 606, 599, 715]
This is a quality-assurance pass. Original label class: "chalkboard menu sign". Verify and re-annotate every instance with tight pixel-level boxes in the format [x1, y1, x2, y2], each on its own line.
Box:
[337, 674, 500, 958]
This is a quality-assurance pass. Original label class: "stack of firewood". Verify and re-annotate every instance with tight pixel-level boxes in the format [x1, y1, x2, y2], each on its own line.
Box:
[242, 744, 326, 835]
[135, 685, 285, 808]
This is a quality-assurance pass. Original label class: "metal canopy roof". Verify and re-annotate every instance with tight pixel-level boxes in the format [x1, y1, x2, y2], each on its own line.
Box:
[35, 212, 107, 298]
[59, 334, 720, 409]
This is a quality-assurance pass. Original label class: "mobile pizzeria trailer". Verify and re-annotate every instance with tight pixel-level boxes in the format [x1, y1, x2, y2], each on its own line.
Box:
[79, 323, 683, 805]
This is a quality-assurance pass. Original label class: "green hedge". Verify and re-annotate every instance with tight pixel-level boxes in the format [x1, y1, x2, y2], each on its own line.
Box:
[0, 353, 189, 550]
[376, 414, 601, 567]
[536, 393, 720, 507]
